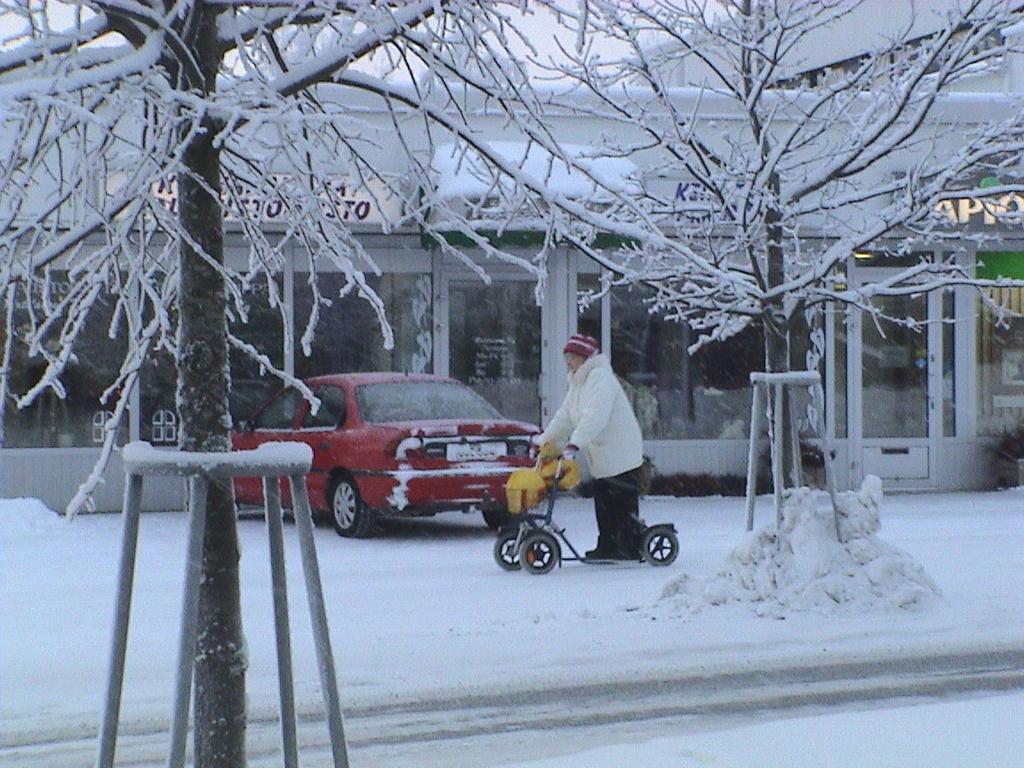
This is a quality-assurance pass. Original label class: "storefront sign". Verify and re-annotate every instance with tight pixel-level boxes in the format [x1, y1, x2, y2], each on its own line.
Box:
[149, 174, 402, 225]
[674, 181, 717, 222]
[934, 176, 1024, 227]
[934, 194, 1024, 226]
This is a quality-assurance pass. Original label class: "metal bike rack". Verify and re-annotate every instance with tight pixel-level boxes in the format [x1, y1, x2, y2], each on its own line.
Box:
[744, 371, 841, 538]
[95, 441, 349, 768]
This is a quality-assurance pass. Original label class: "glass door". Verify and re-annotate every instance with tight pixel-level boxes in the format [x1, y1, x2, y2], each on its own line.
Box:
[444, 279, 542, 426]
[850, 284, 939, 484]
[861, 294, 929, 440]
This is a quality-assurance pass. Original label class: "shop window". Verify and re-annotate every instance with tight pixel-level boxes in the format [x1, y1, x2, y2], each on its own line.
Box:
[977, 286, 1024, 436]
[140, 348, 178, 444]
[134, 275, 285, 436]
[92, 411, 115, 443]
[833, 306, 849, 438]
[1, 275, 128, 448]
[294, 272, 432, 379]
[610, 285, 765, 439]
[943, 290, 956, 437]
[576, 272, 603, 340]
[229, 275, 286, 424]
[448, 280, 539, 423]
[789, 309, 832, 441]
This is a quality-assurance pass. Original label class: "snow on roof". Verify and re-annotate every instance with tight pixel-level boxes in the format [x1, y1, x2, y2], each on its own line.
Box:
[431, 141, 640, 202]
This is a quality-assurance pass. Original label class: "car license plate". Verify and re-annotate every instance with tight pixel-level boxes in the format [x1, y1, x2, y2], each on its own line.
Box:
[446, 442, 507, 461]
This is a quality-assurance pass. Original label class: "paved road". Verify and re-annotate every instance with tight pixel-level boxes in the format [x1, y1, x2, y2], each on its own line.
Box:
[6, 646, 1022, 767]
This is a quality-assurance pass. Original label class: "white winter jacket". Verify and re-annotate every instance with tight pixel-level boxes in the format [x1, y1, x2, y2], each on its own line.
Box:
[539, 354, 644, 479]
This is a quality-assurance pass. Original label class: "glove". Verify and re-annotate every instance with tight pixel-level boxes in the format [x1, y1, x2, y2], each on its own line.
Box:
[537, 441, 561, 461]
[562, 443, 578, 461]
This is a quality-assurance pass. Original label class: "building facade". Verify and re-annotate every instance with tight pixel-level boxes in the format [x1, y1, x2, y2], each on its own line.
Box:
[5, 30, 1024, 512]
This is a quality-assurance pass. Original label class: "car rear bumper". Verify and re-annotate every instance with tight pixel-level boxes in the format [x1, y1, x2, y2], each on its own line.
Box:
[353, 465, 519, 513]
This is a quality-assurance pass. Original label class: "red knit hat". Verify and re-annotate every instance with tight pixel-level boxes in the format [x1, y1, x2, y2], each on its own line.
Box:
[563, 333, 598, 358]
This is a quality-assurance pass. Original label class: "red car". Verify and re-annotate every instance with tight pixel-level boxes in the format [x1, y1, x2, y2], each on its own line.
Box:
[231, 373, 540, 537]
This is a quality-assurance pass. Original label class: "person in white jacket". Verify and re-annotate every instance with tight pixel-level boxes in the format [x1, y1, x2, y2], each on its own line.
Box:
[537, 333, 645, 560]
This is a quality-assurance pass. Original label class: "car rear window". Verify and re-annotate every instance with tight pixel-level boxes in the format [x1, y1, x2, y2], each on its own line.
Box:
[356, 381, 503, 423]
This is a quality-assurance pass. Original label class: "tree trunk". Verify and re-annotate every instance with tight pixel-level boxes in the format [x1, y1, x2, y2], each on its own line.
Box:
[764, 189, 798, 486]
[176, 8, 246, 767]
[764, 179, 789, 374]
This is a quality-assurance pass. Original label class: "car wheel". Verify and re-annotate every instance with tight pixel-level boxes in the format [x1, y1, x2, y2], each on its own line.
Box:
[329, 474, 375, 538]
[482, 508, 511, 530]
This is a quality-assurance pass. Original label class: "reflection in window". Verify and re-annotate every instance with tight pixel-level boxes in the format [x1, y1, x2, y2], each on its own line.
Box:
[833, 306, 849, 439]
[610, 285, 764, 439]
[295, 273, 432, 378]
[789, 310, 826, 441]
[229, 276, 285, 423]
[448, 281, 539, 424]
[135, 275, 286, 433]
[576, 272, 603, 341]
[151, 409, 178, 444]
[943, 290, 956, 437]
[861, 295, 928, 439]
[1, 276, 128, 448]
[977, 287, 1024, 436]
[140, 348, 177, 444]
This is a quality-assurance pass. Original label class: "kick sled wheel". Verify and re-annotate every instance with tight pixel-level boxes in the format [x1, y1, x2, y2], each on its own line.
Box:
[641, 525, 679, 567]
[493, 529, 522, 571]
[518, 531, 561, 575]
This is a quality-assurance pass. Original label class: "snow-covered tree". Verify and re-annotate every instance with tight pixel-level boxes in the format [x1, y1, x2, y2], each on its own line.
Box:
[0, 2, 597, 763]
[530, 0, 1024, 375]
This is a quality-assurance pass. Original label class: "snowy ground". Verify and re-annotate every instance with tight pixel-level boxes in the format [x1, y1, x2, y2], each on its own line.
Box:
[2, 487, 1023, 766]
[516, 691, 1024, 768]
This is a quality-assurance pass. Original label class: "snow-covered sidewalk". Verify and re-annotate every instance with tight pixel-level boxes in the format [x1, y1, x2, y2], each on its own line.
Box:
[515, 691, 1024, 768]
[2, 488, 1023, 760]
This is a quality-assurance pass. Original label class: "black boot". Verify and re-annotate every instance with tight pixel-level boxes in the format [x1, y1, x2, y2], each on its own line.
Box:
[585, 540, 616, 560]
[610, 525, 642, 560]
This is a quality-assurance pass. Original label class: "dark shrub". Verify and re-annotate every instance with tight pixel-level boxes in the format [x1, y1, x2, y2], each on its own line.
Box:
[996, 425, 1024, 460]
[648, 472, 768, 497]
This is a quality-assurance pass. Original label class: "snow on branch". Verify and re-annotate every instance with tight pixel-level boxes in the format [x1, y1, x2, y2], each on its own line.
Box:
[532, 0, 1024, 357]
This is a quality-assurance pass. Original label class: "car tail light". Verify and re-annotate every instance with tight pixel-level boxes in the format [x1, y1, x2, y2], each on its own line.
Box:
[395, 436, 423, 459]
[395, 436, 447, 460]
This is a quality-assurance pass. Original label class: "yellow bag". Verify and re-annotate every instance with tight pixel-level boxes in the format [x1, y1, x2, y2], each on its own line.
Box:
[539, 457, 580, 491]
[537, 441, 561, 461]
[505, 467, 547, 514]
[505, 458, 581, 514]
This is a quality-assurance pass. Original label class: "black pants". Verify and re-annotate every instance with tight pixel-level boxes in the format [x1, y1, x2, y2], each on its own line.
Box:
[592, 466, 642, 555]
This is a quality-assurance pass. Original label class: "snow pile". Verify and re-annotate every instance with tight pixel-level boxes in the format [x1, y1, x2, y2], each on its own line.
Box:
[661, 476, 940, 616]
[1, 497, 67, 536]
